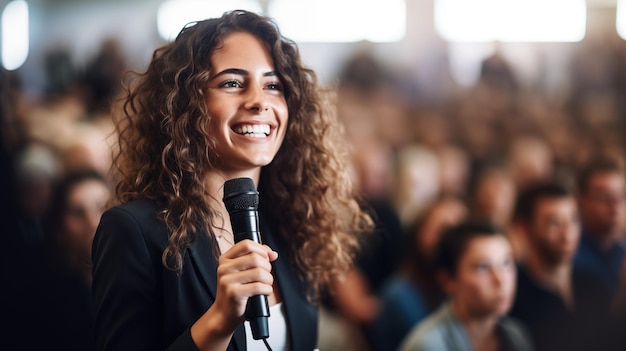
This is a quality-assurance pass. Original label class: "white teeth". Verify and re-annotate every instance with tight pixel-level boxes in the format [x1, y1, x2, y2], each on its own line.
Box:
[247, 133, 267, 138]
[234, 124, 271, 137]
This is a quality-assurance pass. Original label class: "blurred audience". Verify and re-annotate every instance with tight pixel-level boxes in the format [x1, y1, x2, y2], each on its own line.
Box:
[12, 140, 62, 243]
[510, 180, 611, 351]
[508, 135, 554, 190]
[436, 143, 471, 199]
[574, 153, 626, 298]
[42, 168, 111, 285]
[372, 195, 467, 351]
[320, 136, 404, 351]
[318, 50, 409, 350]
[2, 37, 118, 350]
[34, 168, 111, 350]
[467, 162, 517, 231]
[399, 221, 533, 351]
[393, 144, 441, 228]
[80, 37, 126, 117]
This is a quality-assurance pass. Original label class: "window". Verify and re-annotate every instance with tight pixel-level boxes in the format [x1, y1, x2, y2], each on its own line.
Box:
[157, 0, 262, 41]
[2, 0, 29, 70]
[268, 0, 406, 42]
[434, 0, 586, 42]
[617, 0, 626, 40]
[157, 0, 406, 43]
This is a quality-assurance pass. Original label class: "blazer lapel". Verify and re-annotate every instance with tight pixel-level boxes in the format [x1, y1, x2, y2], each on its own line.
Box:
[261, 217, 318, 350]
[187, 231, 218, 302]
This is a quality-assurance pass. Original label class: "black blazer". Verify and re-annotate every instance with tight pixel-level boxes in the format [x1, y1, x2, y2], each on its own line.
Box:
[92, 198, 318, 351]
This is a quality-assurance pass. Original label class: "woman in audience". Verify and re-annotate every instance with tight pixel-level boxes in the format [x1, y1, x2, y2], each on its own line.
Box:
[37, 168, 111, 351]
[400, 221, 533, 351]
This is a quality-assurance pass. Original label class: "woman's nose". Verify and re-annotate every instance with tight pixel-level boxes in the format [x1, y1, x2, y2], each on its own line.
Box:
[244, 84, 268, 112]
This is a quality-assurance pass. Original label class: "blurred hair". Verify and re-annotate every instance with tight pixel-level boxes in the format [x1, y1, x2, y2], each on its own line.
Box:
[513, 180, 573, 222]
[434, 220, 504, 277]
[43, 168, 107, 235]
[577, 153, 625, 194]
[112, 10, 372, 299]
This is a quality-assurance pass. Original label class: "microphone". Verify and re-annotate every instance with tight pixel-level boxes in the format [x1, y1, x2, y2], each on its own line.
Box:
[223, 177, 270, 340]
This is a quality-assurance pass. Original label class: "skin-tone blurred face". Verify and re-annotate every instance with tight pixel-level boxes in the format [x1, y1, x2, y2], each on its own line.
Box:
[419, 198, 468, 260]
[438, 145, 469, 197]
[448, 236, 516, 320]
[62, 179, 110, 264]
[528, 196, 581, 265]
[578, 172, 626, 241]
[475, 171, 516, 227]
[511, 138, 553, 188]
[206, 31, 288, 177]
[352, 139, 393, 200]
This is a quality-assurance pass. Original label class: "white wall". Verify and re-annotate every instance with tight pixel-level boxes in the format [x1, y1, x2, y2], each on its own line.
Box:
[11, 0, 623, 100]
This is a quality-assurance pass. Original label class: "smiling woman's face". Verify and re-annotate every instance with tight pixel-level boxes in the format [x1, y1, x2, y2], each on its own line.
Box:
[205, 31, 288, 177]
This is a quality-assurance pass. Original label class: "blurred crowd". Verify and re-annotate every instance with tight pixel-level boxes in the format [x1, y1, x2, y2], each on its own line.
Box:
[1, 38, 119, 350]
[2, 30, 626, 350]
[319, 35, 626, 351]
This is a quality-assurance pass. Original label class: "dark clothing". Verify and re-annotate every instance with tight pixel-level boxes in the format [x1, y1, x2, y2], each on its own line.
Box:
[510, 264, 612, 351]
[38, 264, 96, 351]
[574, 230, 626, 297]
[1, 241, 95, 351]
[372, 275, 436, 351]
[1, 240, 46, 351]
[356, 199, 404, 293]
[92, 198, 318, 351]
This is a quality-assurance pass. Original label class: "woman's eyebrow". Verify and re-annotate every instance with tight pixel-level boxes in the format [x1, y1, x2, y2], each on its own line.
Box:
[210, 68, 278, 81]
[209, 68, 248, 81]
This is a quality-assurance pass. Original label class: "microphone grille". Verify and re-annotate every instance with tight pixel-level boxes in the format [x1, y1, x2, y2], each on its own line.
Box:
[223, 177, 259, 211]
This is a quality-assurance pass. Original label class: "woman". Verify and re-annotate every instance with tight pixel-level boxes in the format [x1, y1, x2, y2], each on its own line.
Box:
[92, 9, 372, 351]
[45, 168, 111, 285]
[39, 168, 111, 350]
[399, 221, 533, 351]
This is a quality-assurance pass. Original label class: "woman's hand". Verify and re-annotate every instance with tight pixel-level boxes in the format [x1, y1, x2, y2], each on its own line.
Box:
[215, 240, 278, 327]
[191, 240, 278, 350]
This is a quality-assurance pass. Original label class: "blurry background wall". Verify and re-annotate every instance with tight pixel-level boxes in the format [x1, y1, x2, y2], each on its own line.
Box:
[5, 0, 623, 101]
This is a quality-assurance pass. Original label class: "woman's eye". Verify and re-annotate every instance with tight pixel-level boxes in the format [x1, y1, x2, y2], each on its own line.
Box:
[220, 80, 242, 88]
[475, 263, 490, 272]
[266, 82, 282, 91]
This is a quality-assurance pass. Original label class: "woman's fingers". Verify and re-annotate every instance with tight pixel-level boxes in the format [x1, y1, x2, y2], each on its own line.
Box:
[264, 244, 279, 261]
[218, 265, 275, 287]
[210, 240, 278, 332]
[219, 241, 275, 272]
[222, 239, 277, 260]
[215, 240, 276, 303]
[219, 272, 274, 297]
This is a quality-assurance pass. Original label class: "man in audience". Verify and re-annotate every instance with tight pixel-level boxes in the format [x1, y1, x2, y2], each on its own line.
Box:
[510, 181, 612, 351]
[575, 154, 626, 298]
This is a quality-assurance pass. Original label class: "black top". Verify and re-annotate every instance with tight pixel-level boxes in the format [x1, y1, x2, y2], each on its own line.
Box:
[510, 264, 612, 351]
[92, 198, 318, 351]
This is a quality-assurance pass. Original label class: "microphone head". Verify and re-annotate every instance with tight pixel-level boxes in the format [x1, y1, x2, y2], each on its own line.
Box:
[223, 177, 259, 212]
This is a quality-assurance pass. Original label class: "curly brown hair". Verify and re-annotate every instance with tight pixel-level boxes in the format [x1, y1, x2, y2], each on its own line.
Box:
[112, 10, 373, 300]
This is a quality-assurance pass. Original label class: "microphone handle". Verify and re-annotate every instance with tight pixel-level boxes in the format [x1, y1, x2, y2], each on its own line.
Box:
[231, 209, 270, 340]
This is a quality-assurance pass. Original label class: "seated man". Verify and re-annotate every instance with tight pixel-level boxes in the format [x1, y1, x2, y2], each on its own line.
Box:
[400, 221, 532, 351]
[510, 181, 611, 351]
[575, 154, 626, 298]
